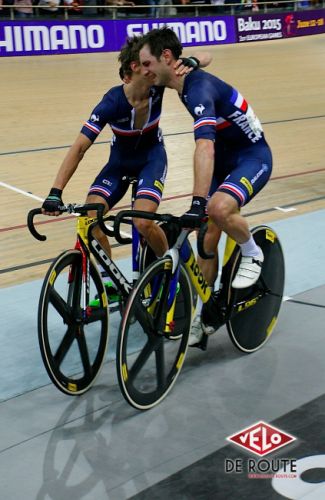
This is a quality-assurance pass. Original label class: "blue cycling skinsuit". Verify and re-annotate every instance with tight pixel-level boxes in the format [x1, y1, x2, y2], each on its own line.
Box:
[81, 85, 167, 209]
[181, 70, 272, 206]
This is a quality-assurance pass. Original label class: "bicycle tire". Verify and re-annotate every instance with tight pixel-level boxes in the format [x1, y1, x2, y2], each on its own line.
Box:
[38, 249, 109, 395]
[226, 226, 285, 353]
[116, 257, 192, 410]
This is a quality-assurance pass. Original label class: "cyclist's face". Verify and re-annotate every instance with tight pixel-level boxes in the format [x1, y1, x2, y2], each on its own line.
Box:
[131, 60, 156, 85]
[140, 45, 169, 85]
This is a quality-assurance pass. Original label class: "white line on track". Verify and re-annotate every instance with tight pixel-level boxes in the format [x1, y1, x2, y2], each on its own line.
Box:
[275, 206, 296, 213]
[0, 181, 44, 202]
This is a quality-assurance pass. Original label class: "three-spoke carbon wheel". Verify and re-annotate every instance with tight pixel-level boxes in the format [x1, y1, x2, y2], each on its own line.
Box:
[38, 250, 109, 395]
[116, 257, 193, 410]
[226, 226, 285, 352]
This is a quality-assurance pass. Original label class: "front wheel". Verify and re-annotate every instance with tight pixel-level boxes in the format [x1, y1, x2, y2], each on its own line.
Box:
[226, 226, 285, 353]
[38, 250, 109, 395]
[116, 257, 193, 410]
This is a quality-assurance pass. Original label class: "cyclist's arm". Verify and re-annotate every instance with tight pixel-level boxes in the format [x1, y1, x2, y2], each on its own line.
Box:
[53, 90, 116, 190]
[51, 133, 92, 190]
[185, 80, 217, 197]
[193, 138, 215, 198]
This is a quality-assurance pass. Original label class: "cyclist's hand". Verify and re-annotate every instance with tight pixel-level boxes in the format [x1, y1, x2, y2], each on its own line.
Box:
[181, 196, 207, 228]
[42, 188, 63, 216]
[175, 56, 200, 76]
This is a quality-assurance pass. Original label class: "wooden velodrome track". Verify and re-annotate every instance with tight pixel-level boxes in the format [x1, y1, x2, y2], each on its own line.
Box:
[1, 33, 325, 289]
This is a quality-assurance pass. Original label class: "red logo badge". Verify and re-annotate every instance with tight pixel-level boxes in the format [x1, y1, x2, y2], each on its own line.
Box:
[226, 421, 296, 457]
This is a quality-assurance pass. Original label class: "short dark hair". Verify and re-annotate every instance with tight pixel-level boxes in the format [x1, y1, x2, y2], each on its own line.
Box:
[118, 36, 142, 80]
[139, 28, 183, 60]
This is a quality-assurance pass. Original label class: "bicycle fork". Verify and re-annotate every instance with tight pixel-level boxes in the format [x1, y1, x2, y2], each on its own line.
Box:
[74, 238, 93, 321]
[148, 258, 180, 336]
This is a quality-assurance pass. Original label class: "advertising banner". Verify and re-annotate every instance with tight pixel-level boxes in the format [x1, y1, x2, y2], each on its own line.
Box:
[115, 17, 236, 47]
[236, 9, 325, 43]
[0, 20, 116, 57]
[0, 16, 236, 57]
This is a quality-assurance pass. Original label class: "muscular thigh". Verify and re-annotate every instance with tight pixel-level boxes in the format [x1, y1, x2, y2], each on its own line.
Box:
[87, 151, 130, 210]
[210, 143, 272, 207]
[136, 144, 167, 206]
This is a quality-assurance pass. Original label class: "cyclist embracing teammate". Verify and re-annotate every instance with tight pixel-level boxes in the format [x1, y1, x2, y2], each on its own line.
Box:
[41, 36, 212, 266]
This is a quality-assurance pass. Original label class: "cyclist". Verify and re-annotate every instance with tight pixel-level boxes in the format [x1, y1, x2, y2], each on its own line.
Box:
[42, 36, 211, 290]
[138, 28, 273, 345]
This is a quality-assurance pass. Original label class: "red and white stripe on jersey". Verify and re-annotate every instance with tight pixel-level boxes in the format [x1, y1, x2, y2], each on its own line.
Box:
[194, 117, 217, 130]
[218, 181, 247, 206]
[215, 117, 231, 130]
[136, 188, 161, 203]
[111, 116, 160, 136]
[84, 121, 102, 135]
[88, 185, 111, 198]
[230, 89, 248, 112]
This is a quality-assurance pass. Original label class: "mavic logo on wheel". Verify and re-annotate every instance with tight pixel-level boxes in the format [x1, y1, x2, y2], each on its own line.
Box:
[227, 421, 296, 457]
[49, 270, 56, 286]
[238, 297, 258, 311]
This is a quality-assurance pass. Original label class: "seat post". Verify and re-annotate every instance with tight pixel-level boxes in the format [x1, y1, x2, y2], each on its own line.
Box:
[130, 178, 138, 209]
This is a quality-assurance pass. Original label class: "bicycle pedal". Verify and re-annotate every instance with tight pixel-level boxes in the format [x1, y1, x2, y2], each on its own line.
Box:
[89, 294, 120, 309]
[107, 294, 120, 304]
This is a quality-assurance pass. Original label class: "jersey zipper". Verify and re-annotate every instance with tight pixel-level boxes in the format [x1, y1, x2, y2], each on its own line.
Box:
[134, 96, 152, 150]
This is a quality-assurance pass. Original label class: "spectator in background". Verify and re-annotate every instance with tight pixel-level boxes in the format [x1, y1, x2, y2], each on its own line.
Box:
[14, 0, 33, 17]
[64, 0, 83, 15]
[38, 0, 81, 16]
[38, 0, 61, 16]
[147, 0, 159, 17]
[158, 0, 177, 16]
[104, 0, 135, 18]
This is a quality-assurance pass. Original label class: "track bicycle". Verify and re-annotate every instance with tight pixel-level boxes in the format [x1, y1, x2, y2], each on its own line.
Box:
[27, 178, 185, 396]
[113, 210, 285, 410]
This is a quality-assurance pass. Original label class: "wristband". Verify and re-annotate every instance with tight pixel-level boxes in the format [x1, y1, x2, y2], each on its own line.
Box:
[48, 187, 62, 199]
[188, 56, 200, 69]
[191, 196, 207, 210]
[179, 56, 200, 71]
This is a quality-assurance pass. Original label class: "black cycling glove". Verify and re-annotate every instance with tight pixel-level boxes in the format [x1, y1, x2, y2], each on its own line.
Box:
[178, 56, 200, 71]
[42, 187, 63, 213]
[181, 196, 207, 228]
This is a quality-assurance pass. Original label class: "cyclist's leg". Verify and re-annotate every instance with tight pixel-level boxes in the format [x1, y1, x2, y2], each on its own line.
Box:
[133, 144, 168, 257]
[208, 143, 272, 288]
[133, 198, 168, 257]
[86, 159, 129, 305]
[86, 158, 129, 258]
[86, 194, 111, 255]
[197, 220, 221, 287]
[190, 144, 272, 346]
